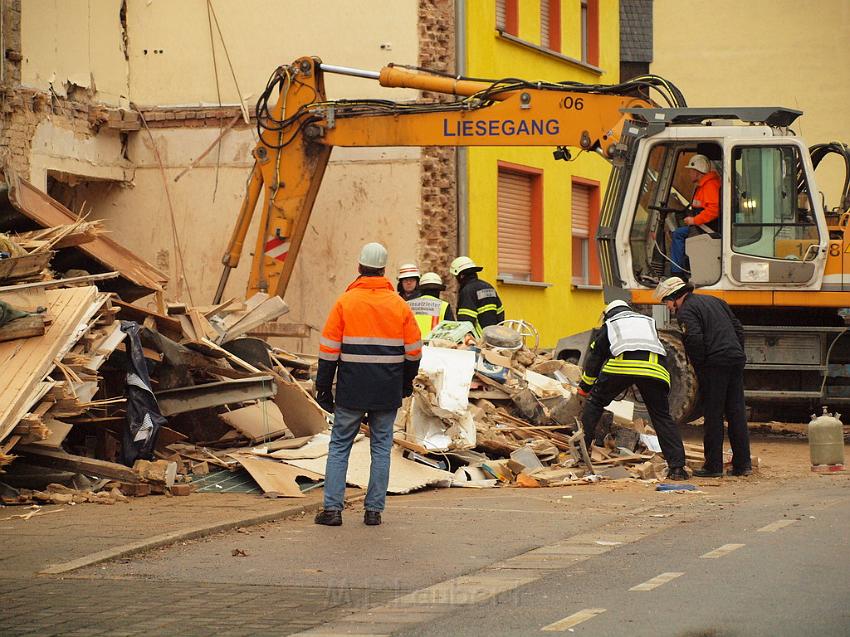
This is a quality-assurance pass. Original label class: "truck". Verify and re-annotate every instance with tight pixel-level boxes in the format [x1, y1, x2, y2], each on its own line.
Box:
[217, 56, 850, 423]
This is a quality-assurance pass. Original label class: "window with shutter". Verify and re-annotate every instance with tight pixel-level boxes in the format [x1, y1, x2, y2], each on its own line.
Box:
[498, 162, 543, 282]
[541, 0, 561, 52]
[581, 0, 599, 65]
[496, 0, 518, 35]
[572, 178, 601, 286]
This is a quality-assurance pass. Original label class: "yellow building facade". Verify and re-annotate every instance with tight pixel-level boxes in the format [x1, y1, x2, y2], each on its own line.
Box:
[463, 0, 621, 347]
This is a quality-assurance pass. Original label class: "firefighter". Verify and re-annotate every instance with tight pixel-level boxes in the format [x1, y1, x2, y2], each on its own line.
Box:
[449, 256, 504, 335]
[578, 300, 688, 481]
[655, 276, 751, 477]
[407, 272, 454, 339]
[314, 242, 422, 526]
[396, 263, 421, 301]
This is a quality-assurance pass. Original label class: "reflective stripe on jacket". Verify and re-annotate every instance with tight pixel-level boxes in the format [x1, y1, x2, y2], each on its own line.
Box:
[580, 325, 670, 391]
[457, 276, 504, 335]
[317, 275, 422, 410]
[407, 294, 454, 338]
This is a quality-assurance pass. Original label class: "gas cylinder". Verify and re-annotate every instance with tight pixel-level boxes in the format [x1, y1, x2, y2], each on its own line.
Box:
[808, 407, 845, 470]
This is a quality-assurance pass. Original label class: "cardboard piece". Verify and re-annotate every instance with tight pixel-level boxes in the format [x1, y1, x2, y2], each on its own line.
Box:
[219, 401, 289, 442]
[230, 453, 322, 497]
[281, 438, 453, 494]
[272, 379, 329, 438]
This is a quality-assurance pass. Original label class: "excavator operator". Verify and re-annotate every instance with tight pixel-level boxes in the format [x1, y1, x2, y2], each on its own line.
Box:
[670, 154, 721, 277]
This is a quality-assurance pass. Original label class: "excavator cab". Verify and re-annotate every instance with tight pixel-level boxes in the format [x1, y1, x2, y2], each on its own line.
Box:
[608, 108, 829, 295]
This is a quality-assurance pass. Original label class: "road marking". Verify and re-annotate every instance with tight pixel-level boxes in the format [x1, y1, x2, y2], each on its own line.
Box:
[701, 543, 745, 558]
[758, 519, 798, 533]
[629, 572, 684, 591]
[541, 608, 607, 631]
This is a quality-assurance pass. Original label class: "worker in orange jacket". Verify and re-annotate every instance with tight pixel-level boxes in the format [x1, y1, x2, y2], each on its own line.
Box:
[671, 154, 721, 277]
[314, 242, 422, 527]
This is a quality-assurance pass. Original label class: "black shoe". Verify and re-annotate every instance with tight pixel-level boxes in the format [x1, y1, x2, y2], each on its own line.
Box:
[364, 510, 382, 526]
[315, 510, 342, 526]
[730, 467, 753, 477]
[666, 467, 689, 481]
[693, 467, 723, 478]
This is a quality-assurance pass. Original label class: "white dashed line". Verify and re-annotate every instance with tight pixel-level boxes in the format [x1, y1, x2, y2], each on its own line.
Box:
[758, 519, 799, 533]
[541, 608, 607, 631]
[629, 572, 684, 591]
[701, 543, 745, 559]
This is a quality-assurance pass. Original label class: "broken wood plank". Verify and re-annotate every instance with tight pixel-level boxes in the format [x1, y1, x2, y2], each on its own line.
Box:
[270, 377, 328, 438]
[0, 251, 52, 282]
[219, 295, 289, 344]
[112, 298, 183, 339]
[17, 445, 139, 482]
[8, 174, 167, 300]
[154, 375, 277, 417]
[246, 321, 311, 339]
[0, 313, 46, 342]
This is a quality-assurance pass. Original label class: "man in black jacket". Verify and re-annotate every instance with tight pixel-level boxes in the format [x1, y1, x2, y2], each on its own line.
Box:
[655, 277, 752, 477]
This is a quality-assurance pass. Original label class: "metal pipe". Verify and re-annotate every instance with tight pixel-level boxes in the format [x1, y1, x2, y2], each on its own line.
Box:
[319, 63, 380, 80]
[455, 0, 469, 255]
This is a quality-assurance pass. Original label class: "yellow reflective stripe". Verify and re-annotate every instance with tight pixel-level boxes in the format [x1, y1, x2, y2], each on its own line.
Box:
[581, 372, 597, 385]
[602, 360, 670, 384]
[479, 303, 498, 313]
[458, 308, 478, 318]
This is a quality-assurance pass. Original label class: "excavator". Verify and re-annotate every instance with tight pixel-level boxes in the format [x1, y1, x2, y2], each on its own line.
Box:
[215, 56, 850, 423]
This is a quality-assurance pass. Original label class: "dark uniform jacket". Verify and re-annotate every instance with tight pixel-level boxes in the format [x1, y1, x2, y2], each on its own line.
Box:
[579, 313, 670, 392]
[677, 293, 746, 368]
[457, 275, 505, 334]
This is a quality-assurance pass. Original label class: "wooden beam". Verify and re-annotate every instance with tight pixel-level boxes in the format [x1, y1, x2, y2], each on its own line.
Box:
[247, 321, 311, 338]
[17, 445, 139, 482]
[0, 314, 46, 342]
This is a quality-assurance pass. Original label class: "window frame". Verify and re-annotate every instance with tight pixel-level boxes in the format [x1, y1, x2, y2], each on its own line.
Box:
[571, 176, 602, 287]
[541, 0, 561, 53]
[496, 160, 544, 283]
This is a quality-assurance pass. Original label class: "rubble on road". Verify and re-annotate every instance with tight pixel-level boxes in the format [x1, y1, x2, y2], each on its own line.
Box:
[0, 175, 715, 512]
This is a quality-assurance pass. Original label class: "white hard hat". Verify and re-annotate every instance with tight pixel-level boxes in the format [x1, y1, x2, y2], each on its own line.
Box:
[397, 263, 420, 280]
[604, 300, 630, 315]
[449, 256, 482, 276]
[686, 154, 711, 174]
[654, 276, 689, 301]
[419, 272, 444, 289]
[358, 242, 388, 268]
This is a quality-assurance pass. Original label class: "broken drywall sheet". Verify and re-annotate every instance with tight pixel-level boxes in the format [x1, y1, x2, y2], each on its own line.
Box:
[419, 346, 476, 413]
[281, 438, 453, 494]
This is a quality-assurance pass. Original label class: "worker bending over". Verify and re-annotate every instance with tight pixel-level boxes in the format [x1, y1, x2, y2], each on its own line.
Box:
[315, 243, 422, 526]
[655, 277, 751, 477]
[450, 256, 504, 335]
[671, 154, 720, 277]
[578, 300, 688, 481]
[396, 263, 421, 301]
[407, 272, 454, 339]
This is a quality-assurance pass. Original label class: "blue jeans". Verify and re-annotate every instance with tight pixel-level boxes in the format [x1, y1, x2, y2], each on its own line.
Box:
[670, 226, 690, 276]
[323, 406, 397, 512]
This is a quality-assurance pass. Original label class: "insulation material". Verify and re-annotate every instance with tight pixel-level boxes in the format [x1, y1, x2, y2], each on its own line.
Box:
[418, 346, 476, 412]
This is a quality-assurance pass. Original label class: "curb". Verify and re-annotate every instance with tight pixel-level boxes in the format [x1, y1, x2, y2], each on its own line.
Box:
[39, 492, 365, 576]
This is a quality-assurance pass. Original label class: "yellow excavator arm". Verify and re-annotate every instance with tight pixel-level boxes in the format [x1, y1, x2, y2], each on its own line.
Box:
[214, 56, 679, 302]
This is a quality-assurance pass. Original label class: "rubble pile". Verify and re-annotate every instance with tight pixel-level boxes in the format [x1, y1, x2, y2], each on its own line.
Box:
[0, 173, 707, 510]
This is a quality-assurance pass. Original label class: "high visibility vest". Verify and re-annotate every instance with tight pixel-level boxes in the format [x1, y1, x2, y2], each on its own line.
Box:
[606, 311, 666, 357]
[408, 294, 450, 338]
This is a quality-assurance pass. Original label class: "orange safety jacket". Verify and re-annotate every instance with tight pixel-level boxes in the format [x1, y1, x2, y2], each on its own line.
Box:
[317, 275, 422, 410]
[691, 171, 721, 226]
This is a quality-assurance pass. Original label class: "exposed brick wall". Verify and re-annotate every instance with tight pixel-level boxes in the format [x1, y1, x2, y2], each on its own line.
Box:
[418, 0, 457, 297]
[2, 0, 22, 85]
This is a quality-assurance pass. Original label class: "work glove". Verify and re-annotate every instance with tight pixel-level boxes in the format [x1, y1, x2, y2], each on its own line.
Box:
[402, 384, 414, 398]
[316, 387, 335, 414]
[577, 382, 592, 397]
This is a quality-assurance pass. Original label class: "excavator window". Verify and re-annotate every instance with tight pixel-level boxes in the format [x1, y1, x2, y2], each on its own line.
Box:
[731, 145, 820, 260]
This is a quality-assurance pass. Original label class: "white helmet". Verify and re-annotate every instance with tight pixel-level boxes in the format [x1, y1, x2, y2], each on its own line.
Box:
[686, 154, 711, 174]
[397, 263, 420, 280]
[358, 242, 388, 268]
[449, 256, 483, 276]
[604, 300, 630, 315]
[654, 276, 689, 301]
[419, 272, 444, 289]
